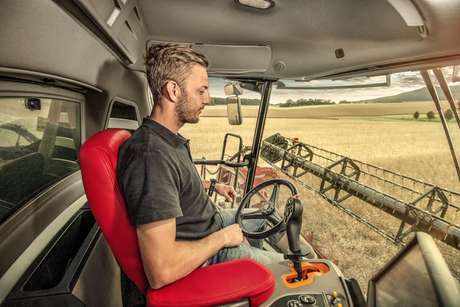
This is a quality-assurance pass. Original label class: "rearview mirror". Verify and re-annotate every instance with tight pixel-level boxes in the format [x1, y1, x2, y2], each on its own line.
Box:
[225, 82, 243, 125]
[226, 96, 242, 125]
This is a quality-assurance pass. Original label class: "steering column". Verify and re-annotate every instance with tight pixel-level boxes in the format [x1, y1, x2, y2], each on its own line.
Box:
[235, 179, 307, 280]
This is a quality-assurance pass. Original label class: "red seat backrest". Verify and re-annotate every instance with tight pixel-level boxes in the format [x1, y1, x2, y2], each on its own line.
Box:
[80, 128, 148, 292]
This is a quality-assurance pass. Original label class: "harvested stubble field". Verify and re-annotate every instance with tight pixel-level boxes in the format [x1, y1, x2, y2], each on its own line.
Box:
[183, 103, 460, 290]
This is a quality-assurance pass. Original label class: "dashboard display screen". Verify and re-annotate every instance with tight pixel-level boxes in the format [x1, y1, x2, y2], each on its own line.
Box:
[373, 244, 439, 307]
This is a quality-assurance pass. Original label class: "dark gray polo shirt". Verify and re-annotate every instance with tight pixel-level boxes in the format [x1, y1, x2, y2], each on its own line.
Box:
[117, 118, 221, 240]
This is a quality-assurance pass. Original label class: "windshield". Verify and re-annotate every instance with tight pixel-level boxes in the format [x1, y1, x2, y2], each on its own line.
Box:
[258, 68, 460, 289]
[177, 69, 460, 290]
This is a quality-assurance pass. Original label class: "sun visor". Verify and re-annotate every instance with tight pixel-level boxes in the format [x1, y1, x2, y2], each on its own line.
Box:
[191, 44, 271, 74]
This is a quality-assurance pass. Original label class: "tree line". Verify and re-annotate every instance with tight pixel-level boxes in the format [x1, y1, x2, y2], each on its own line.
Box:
[278, 98, 335, 107]
[211, 97, 345, 106]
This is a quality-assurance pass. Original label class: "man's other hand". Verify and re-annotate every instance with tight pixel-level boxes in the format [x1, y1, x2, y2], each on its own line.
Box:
[215, 183, 236, 202]
[220, 224, 244, 247]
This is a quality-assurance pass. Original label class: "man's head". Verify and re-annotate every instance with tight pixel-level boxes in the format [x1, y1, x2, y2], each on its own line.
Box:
[146, 44, 210, 125]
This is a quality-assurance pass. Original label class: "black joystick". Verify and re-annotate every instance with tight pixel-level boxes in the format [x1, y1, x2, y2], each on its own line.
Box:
[284, 197, 304, 281]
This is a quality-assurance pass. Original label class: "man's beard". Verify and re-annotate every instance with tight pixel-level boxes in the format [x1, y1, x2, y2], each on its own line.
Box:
[175, 91, 200, 125]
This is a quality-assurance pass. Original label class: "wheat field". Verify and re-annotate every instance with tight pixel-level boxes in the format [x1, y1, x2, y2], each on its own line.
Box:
[183, 103, 460, 290]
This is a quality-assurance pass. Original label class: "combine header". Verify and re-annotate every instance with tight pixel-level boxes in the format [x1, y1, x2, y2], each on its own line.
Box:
[260, 133, 460, 251]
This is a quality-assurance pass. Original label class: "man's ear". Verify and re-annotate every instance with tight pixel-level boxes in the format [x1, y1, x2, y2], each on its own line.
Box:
[163, 80, 181, 103]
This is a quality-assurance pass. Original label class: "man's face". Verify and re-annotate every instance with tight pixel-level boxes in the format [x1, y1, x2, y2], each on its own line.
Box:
[175, 64, 210, 124]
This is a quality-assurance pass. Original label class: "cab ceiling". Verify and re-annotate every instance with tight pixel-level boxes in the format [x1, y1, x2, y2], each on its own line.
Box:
[1, 0, 460, 83]
[136, 0, 460, 79]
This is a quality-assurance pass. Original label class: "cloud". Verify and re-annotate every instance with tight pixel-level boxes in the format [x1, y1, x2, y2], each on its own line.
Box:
[395, 74, 424, 86]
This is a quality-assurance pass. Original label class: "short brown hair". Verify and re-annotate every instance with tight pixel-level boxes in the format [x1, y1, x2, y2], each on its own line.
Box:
[146, 44, 208, 103]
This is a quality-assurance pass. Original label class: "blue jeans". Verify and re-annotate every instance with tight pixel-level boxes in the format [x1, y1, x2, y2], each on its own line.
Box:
[207, 209, 284, 265]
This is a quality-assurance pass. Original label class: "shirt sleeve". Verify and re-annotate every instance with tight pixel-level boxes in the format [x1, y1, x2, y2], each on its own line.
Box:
[119, 149, 183, 226]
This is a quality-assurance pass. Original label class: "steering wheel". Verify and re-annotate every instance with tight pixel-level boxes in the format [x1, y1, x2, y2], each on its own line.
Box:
[235, 179, 298, 239]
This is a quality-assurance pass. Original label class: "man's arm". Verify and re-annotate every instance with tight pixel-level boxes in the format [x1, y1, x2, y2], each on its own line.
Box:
[137, 218, 243, 289]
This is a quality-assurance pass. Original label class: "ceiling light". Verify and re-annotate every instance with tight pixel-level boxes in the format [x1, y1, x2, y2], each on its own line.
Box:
[235, 0, 275, 10]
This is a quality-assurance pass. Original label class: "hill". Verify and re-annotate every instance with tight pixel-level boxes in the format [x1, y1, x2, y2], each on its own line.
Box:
[357, 84, 460, 103]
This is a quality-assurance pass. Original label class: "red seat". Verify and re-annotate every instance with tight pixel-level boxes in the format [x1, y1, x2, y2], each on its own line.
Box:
[79, 129, 275, 306]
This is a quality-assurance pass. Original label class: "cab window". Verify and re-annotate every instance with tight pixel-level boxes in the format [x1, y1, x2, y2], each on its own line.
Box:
[0, 97, 81, 223]
[258, 70, 460, 289]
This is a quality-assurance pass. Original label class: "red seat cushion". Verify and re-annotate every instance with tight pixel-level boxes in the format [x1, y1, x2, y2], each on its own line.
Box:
[80, 129, 275, 306]
[147, 259, 275, 307]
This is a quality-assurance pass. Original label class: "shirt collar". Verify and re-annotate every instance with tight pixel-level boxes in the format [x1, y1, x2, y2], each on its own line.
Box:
[142, 117, 188, 147]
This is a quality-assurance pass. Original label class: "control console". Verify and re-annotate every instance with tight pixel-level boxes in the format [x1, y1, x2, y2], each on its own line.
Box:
[273, 291, 346, 307]
[262, 259, 352, 307]
[262, 196, 353, 306]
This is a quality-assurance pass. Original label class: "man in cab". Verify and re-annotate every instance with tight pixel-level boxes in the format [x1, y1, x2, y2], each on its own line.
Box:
[117, 44, 284, 289]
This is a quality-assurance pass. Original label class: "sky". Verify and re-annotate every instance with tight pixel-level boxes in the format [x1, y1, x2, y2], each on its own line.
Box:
[209, 67, 457, 103]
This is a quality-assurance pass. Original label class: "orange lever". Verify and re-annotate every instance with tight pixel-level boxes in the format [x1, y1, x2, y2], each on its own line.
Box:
[281, 262, 330, 288]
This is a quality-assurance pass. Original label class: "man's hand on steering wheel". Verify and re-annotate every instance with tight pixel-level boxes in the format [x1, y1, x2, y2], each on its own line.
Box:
[215, 183, 236, 202]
